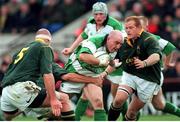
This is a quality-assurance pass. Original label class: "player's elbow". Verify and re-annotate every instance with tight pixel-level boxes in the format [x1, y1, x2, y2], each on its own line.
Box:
[151, 53, 160, 63]
[154, 53, 160, 62]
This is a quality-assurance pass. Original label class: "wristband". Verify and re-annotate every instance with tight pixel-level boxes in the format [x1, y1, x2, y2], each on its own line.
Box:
[143, 60, 148, 67]
[105, 70, 109, 75]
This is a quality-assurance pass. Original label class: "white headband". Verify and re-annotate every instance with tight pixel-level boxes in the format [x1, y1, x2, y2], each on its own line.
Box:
[35, 34, 52, 41]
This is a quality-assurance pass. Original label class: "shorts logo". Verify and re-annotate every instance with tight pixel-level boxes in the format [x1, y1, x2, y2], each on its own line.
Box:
[26, 96, 32, 103]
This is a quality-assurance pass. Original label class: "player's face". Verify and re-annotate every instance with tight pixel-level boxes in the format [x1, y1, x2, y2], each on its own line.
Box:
[106, 37, 123, 53]
[125, 20, 141, 39]
[93, 13, 106, 26]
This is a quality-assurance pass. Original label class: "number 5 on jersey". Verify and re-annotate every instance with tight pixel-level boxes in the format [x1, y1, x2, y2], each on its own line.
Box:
[14, 47, 29, 64]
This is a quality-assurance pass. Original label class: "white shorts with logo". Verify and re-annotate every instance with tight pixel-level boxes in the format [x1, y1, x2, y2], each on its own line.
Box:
[61, 82, 85, 94]
[107, 75, 122, 85]
[61, 69, 98, 94]
[120, 71, 163, 103]
[1, 81, 41, 112]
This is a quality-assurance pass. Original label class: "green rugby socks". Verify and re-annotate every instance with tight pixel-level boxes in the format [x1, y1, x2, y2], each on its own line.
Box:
[75, 98, 89, 120]
[162, 102, 180, 117]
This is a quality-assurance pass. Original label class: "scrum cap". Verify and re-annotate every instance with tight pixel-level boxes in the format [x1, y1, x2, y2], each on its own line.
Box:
[35, 28, 52, 41]
[92, 2, 108, 16]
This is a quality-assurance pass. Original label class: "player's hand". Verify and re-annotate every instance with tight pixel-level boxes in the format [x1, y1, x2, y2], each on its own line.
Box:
[165, 62, 175, 68]
[109, 59, 122, 68]
[62, 48, 72, 56]
[134, 57, 144, 69]
[50, 98, 62, 116]
[99, 56, 110, 66]
[94, 76, 103, 87]
[99, 71, 108, 79]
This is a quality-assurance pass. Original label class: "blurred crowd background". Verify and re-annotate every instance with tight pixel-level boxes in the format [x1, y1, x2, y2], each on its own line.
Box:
[0, 0, 180, 116]
[0, 0, 179, 47]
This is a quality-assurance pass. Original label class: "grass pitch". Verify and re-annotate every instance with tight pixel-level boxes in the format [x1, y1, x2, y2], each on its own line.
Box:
[13, 114, 180, 121]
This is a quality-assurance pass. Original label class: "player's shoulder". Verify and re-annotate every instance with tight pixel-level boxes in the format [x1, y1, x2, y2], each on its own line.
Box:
[107, 16, 123, 29]
[142, 31, 158, 42]
[89, 34, 106, 47]
[87, 17, 95, 23]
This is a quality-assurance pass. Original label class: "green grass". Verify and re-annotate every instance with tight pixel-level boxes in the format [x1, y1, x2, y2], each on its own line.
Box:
[13, 114, 180, 121]
[81, 115, 180, 121]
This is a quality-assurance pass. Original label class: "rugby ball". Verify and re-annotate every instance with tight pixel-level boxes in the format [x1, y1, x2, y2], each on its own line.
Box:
[94, 51, 110, 63]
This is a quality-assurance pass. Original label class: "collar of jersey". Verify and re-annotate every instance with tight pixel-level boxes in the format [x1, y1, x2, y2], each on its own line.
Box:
[138, 29, 144, 37]
[126, 29, 144, 47]
[35, 38, 47, 44]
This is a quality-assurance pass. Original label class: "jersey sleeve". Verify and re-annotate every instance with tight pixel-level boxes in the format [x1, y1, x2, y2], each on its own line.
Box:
[52, 62, 68, 81]
[40, 46, 53, 74]
[158, 38, 168, 50]
[81, 17, 94, 39]
[81, 30, 88, 39]
[145, 37, 162, 58]
[162, 42, 176, 56]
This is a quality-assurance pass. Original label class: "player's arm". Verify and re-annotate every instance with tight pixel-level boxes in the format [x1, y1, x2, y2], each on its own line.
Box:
[41, 47, 62, 116]
[69, 35, 84, 53]
[79, 53, 109, 67]
[162, 42, 176, 67]
[79, 53, 100, 65]
[43, 73, 57, 99]
[134, 37, 161, 69]
[62, 35, 84, 56]
[61, 73, 103, 86]
[62, 21, 90, 56]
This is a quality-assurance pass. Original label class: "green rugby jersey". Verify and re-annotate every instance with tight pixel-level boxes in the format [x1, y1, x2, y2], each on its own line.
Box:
[37, 62, 68, 88]
[81, 16, 126, 76]
[65, 35, 116, 76]
[151, 34, 176, 68]
[116, 31, 162, 84]
[81, 16, 125, 39]
[2, 40, 54, 87]
[151, 34, 176, 55]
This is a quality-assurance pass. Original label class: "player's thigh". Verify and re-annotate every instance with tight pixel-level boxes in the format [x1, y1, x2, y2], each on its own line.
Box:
[113, 84, 133, 107]
[83, 84, 103, 104]
[61, 82, 85, 94]
[136, 79, 160, 103]
[152, 88, 165, 109]
[80, 91, 88, 100]
[41, 91, 70, 107]
[107, 75, 122, 85]
[128, 95, 145, 113]
[114, 72, 135, 103]
[111, 83, 119, 98]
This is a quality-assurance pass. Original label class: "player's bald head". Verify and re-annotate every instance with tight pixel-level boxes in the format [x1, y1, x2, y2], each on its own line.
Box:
[35, 28, 52, 42]
[106, 30, 124, 53]
[109, 30, 124, 43]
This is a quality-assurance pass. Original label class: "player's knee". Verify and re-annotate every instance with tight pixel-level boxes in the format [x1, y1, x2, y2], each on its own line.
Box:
[153, 102, 164, 110]
[93, 98, 103, 108]
[58, 92, 70, 104]
[113, 97, 125, 108]
[152, 99, 165, 110]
